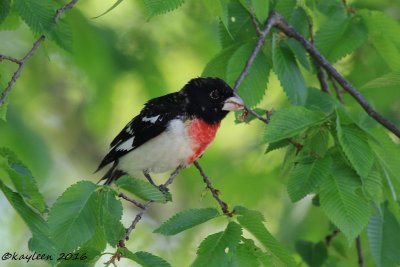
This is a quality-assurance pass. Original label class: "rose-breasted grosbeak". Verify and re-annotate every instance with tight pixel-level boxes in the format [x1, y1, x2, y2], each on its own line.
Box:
[96, 77, 244, 185]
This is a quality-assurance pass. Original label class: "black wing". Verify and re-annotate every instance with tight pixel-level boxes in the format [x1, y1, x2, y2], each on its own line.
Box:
[96, 92, 185, 171]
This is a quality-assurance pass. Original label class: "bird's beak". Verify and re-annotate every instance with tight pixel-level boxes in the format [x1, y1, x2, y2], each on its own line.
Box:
[222, 95, 244, 111]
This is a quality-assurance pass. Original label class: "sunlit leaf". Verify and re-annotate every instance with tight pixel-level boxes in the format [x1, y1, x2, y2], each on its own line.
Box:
[154, 208, 220, 236]
[237, 208, 296, 266]
[47, 181, 99, 252]
[192, 221, 242, 267]
[93, 0, 125, 19]
[263, 106, 327, 143]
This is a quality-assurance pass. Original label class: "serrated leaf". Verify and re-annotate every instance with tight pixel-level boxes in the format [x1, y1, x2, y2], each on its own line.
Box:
[119, 247, 172, 267]
[202, 45, 239, 79]
[361, 72, 400, 90]
[13, 0, 54, 34]
[115, 175, 169, 202]
[367, 204, 400, 267]
[287, 156, 332, 202]
[47, 181, 99, 252]
[295, 240, 328, 267]
[99, 188, 125, 247]
[227, 42, 270, 107]
[154, 208, 219, 236]
[315, 15, 367, 62]
[0, 0, 10, 24]
[362, 171, 382, 202]
[265, 139, 290, 154]
[93, 0, 125, 19]
[144, 0, 185, 17]
[0, 148, 46, 213]
[0, 180, 58, 264]
[304, 127, 330, 158]
[263, 106, 327, 143]
[336, 117, 375, 178]
[49, 18, 73, 51]
[237, 209, 296, 267]
[192, 221, 243, 267]
[273, 36, 308, 105]
[319, 161, 371, 242]
[274, 0, 296, 21]
[251, 0, 269, 24]
[305, 87, 335, 113]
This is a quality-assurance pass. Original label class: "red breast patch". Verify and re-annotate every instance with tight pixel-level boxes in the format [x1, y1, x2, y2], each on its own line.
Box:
[187, 119, 220, 164]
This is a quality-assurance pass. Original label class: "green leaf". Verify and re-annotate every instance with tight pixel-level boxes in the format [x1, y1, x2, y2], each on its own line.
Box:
[237, 208, 296, 267]
[367, 204, 400, 267]
[265, 139, 290, 154]
[272, 36, 308, 105]
[115, 175, 169, 202]
[99, 188, 125, 247]
[13, 0, 54, 34]
[154, 208, 220, 236]
[0, 148, 46, 213]
[93, 0, 125, 19]
[263, 106, 327, 143]
[227, 42, 271, 107]
[192, 221, 243, 267]
[0, 180, 58, 264]
[119, 247, 172, 267]
[304, 127, 330, 158]
[144, 0, 185, 17]
[305, 87, 335, 113]
[202, 45, 239, 80]
[319, 160, 371, 242]
[251, 0, 269, 24]
[287, 156, 332, 202]
[295, 240, 328, 267]
[336, 117, 375, 178]
[47, 181, 99, 252]
[49, 18, 73, 52]
[0, 8, 21, 30]
[231, 239, 263, 267]
[315, 15, 367, 62]
[274, 0, 296, 21]
[0, 0, 10, 24]
[360, 10, 400, 71]
[361, 72, 400, 90]
[362, 171, 382, 202]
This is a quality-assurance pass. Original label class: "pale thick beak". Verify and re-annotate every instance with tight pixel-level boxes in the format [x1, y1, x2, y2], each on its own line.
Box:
[222, 96, 244, 111]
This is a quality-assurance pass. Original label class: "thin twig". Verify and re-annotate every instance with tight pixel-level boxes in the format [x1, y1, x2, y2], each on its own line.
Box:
[249, 8, 262, 36]
[244, 105, 269, 124]
[0, 35, 45, 107]
[272, 11, 400, 138]
[118, 193, 146, 209]
[232, 13, 277, 93]
[356, 236, 365, 267]
[54, 0, 79, 22]
[0, 55, 22, 65]
[193, 161, 231, 215]
[329, 73, 344, 103]
[122, 166, 182, 240]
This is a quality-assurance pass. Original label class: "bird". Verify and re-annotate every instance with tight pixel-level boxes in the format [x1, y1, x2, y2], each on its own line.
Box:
[96, 77, 244, 186]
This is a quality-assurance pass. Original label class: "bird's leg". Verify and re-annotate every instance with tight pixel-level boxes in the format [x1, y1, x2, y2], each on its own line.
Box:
[143, 170, 157, 187]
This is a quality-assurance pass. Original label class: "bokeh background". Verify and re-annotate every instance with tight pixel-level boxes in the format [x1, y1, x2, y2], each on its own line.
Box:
[0, 0, 399, 266]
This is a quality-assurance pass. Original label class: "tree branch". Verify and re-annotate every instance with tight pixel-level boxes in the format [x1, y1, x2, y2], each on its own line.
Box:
[54, 0, 79, 22]
[0, 35, 45, 107]
[270, 11, 400, 138]
[0, 0, 79, 108]
[356, 236, 365, 267]
[193, 161, 231, 215]
[118, 193, 146, 209]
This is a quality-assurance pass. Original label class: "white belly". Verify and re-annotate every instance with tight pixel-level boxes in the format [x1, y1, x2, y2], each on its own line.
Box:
[118, 119, 192, 177]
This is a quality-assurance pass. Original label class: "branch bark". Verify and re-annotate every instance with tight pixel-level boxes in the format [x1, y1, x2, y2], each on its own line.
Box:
[0, 0, 79, 108]
[356, 236, 365, 267]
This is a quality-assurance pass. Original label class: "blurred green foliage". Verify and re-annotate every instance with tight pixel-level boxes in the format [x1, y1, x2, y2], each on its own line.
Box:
[0, 0, 400, 266]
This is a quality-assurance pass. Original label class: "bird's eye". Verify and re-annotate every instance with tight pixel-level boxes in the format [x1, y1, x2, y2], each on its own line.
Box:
[210, 89, 220, 99]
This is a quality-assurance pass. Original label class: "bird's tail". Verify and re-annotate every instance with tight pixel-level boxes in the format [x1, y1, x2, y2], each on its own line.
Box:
[96, 160, 125, 185]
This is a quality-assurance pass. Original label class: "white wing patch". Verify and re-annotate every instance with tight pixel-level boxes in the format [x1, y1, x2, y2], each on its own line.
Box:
[142, 115, 160, 124]
[116, 137, 135, 151]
